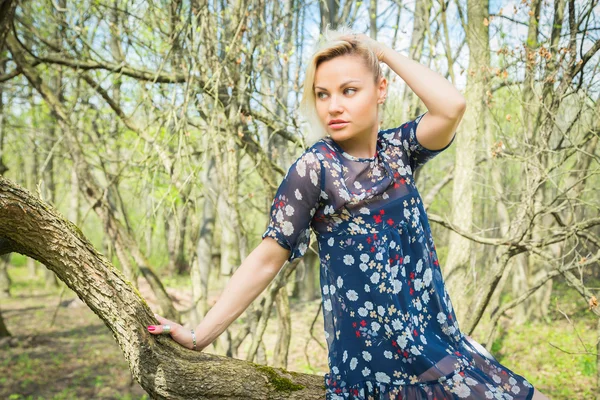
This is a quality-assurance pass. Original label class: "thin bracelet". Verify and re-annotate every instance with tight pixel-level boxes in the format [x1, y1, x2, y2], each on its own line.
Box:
[191, 329, 197, 350]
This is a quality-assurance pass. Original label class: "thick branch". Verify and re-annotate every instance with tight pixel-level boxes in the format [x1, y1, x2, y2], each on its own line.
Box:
[0, 176, 324, 399]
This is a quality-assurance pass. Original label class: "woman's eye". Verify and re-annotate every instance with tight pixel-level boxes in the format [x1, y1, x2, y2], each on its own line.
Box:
[317, 92, 327, 99]
[345, 88, 357, 94]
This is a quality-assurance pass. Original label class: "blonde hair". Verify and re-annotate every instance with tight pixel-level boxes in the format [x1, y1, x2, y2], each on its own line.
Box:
[300, 24, 384, 145]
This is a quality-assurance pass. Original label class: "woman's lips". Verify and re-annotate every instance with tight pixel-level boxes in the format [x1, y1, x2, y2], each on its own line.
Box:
[329, 122, 349, 129]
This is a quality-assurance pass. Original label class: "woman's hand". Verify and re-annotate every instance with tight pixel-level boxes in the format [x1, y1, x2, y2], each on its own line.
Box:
[339, 32, 389, 63]
[147, 313, 204, 351]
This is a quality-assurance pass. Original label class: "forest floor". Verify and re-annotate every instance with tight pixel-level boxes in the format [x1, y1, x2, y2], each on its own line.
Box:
[1, 258, 597, 400]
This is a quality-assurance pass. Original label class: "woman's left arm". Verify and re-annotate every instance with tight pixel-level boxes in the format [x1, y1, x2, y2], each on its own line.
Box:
[380, 46, 466, 151]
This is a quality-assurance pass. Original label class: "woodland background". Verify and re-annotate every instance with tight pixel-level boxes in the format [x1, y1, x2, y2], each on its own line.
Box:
[0, 0, 599, 399]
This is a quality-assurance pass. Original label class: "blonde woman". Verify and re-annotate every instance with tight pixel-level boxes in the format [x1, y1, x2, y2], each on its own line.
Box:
[150, 25, 548, 399]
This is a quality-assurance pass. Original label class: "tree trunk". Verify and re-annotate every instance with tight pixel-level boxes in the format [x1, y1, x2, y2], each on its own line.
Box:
[443, 0, 490, 325]
[0, 176, 325, 399]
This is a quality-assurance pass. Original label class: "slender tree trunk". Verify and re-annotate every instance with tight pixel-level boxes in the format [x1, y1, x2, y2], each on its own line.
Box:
[443, 0, 490, 325]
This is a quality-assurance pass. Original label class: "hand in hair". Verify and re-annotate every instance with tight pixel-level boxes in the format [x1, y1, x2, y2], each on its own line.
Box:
[339, 32, 388, 63]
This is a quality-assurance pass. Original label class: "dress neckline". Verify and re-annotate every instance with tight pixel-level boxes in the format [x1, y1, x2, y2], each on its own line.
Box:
[325, 133, 382, 163]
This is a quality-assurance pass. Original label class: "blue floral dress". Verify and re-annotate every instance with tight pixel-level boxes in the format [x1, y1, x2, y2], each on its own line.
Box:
[262, 112, 536, 400]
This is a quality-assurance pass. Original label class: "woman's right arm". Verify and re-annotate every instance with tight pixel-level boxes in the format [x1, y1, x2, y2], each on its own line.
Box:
[149, 237, 290, 351]
[191, 237, 290, 349]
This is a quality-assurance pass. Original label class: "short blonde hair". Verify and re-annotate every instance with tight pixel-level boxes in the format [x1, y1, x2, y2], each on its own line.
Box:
[300, 24, 384, 144]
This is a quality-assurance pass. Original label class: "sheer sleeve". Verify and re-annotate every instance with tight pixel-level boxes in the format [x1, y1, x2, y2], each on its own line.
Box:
[390, 111, 456, 172]
[262, 149, 323, 263]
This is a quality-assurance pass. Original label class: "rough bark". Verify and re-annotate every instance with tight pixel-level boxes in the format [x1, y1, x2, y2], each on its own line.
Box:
[0, 176, 326, 399]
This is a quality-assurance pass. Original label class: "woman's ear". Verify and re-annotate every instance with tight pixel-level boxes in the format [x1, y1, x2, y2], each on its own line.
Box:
[377, 76, 387, 104]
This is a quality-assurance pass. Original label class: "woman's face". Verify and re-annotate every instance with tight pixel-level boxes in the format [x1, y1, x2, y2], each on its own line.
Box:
[313, 54, 386, 142]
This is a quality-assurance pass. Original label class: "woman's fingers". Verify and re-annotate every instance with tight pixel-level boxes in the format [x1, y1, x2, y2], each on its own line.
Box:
[147, 313, 178, 335]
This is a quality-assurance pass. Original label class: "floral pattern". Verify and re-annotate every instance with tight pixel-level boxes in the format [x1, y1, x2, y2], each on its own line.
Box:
[263, 112, 535, 399]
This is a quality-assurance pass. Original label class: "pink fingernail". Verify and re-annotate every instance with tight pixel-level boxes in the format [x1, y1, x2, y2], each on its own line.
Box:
[147, 326, 156, 332]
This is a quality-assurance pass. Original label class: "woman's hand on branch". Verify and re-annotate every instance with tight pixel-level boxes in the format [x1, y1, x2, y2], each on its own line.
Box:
[148, 313, 205, 352]
[339, 32, 389, 63]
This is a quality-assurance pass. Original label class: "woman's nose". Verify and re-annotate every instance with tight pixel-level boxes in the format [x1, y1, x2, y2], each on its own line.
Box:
[328, 95, 344, 113]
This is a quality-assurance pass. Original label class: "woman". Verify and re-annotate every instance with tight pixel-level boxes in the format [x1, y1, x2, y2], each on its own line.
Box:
[150, 25, 549, 399]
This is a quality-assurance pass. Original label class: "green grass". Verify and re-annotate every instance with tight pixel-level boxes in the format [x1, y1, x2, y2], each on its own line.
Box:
[2, 262, 598, 399]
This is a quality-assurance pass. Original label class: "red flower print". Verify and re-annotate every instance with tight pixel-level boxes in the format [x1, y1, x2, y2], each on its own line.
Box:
[387, 218, 394, 226]
[374, 215, 382, 223]
[352, 322, 357, 328]
[410, 287, 414, 296]
[370, 246, 375, 253]
[413, 329, 418, 336]
[379, 209, 385, 215]
[360, 320, 367, 327]
[355, 330, 361, 337]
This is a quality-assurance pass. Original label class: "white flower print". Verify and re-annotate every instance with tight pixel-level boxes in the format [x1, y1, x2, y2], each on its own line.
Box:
[383, 350, 393, 359]
[358, 307, 368, 317]
[361, 367, 371, 377]
[360, 253, 369, 263]
[371, 321, 380, 332]
[422, 290, 430, 304]
[511, 385, 521, 394]
[343, 255, 355, 265]
[465, 377, 478, 386]
[329, 284, 336, 295]
[339, 188, 351, 201]
[342, 350, 348, 363]
[364, 285, 370, 294]
[349, 357, 358, 370]
[416, 258, 423, 273]
[324, 205, 334, 215]
[509, 377, 517, 385]
[391, 318, 403, 331]
[410, 345, 421, 355]
[323, 285, 329, 295]
[392, 279, 402, 294]
[360, 263, 368, 272]
[362, 351, 372, 361]
[275, 209, 284, 223]
[324, 299, 332, 311]
[295, 159, 306, 176]
[375, 372, 391, 384]
[423, 268, 433, 286]
[365, 301, 373, 310]
[294, 188, 302, 200]
[310, 169, 318, 186]
[492, 374, 501, 384]
[359, 207, 369, 214]
[337, 276, 343, 288]
[420, 334, 428, 344]
[453, 383, 471, 398]
[285, 204, 294, 216]
[332, 366, 339, 374]
[437, 312, 446, 324]
[328, 237, 335, 247]
[370, 272, 380, 284]
[298, 243, 307, 255]
[397, 335, 407, 349]
[378, 305, 385, 316]
[375, 252, 383, 261]
[414, 278, 423, 291]
[282, 221, 294, 236]
[346, 290, 358, 301]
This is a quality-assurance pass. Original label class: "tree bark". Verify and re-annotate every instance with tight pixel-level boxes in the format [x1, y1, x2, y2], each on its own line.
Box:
[0, 176, 325, 399]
